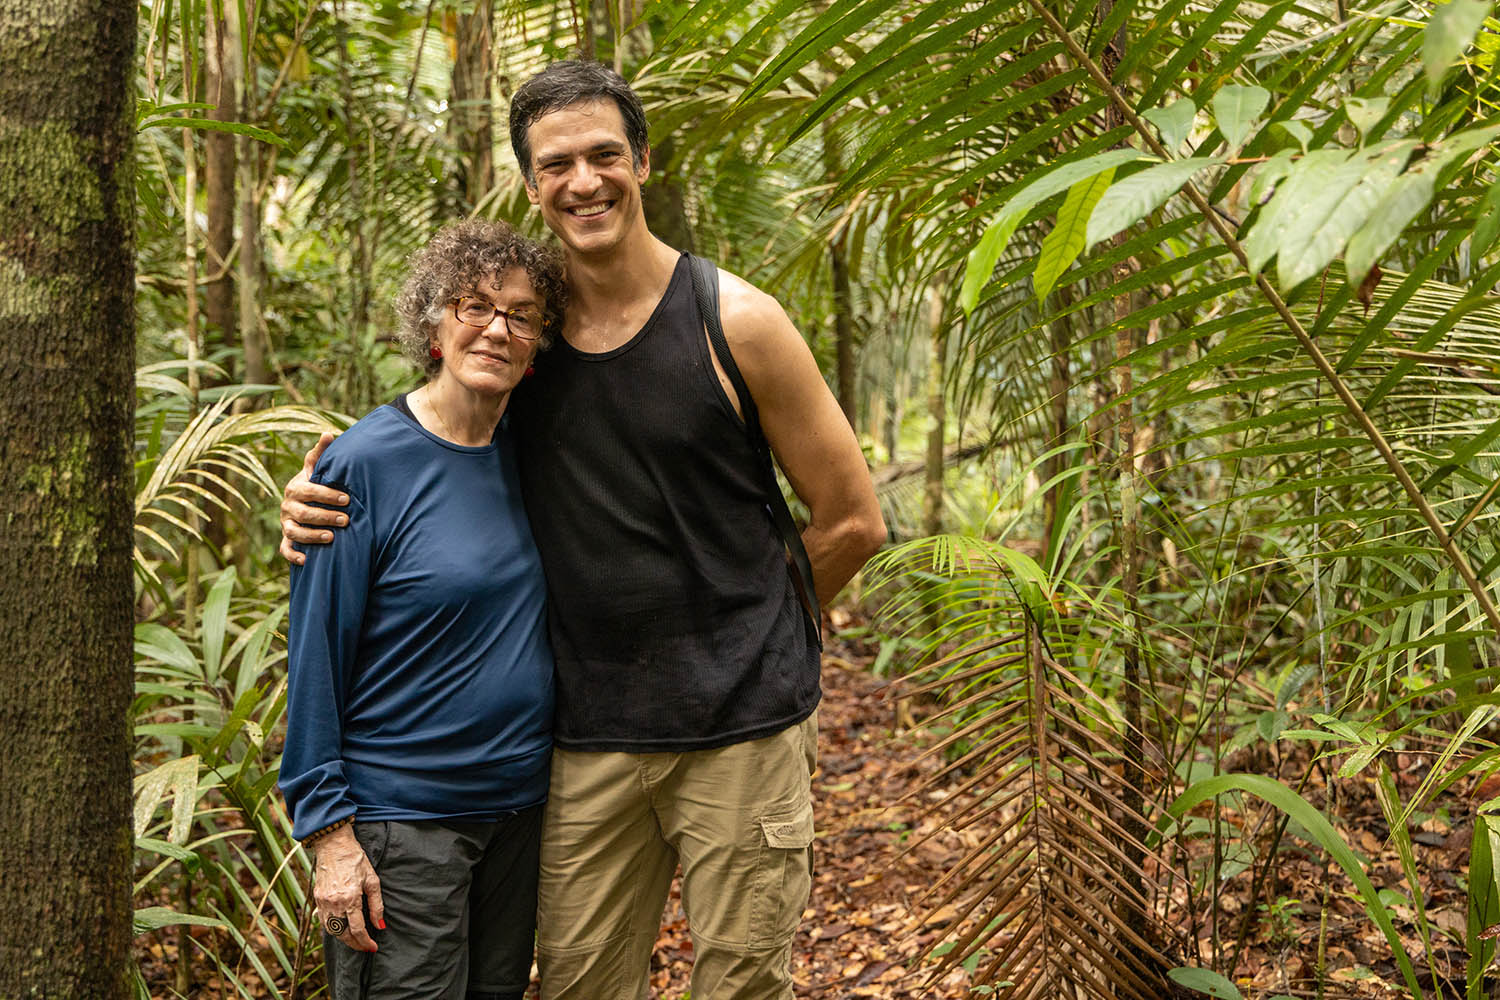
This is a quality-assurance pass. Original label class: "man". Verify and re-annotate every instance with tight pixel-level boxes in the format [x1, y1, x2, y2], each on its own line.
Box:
[281, 61, 886, 1000]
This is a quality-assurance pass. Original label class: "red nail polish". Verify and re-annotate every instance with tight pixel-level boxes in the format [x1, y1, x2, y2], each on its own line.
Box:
[377, 920, 386, 930]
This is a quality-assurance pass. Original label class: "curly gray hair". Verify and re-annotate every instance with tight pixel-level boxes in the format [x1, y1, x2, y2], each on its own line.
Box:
[394, 219, 568, 377]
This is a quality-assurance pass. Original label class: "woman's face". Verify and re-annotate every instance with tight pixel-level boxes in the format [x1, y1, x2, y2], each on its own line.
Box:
[430, 267, 543, 400]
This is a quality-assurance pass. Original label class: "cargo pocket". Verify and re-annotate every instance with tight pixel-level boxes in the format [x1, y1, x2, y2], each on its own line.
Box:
[750, 799, 815, 948]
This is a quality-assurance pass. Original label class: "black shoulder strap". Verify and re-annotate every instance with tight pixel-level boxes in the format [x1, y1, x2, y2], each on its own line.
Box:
[687, 253, 823, 649]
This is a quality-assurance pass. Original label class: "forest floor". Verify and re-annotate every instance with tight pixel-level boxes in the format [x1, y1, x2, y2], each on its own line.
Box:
[141, 619, 1484, 999]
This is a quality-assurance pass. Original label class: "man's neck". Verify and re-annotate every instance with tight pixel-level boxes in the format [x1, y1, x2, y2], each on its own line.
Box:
[561, 232, 681, 352]
[566, 232, 678, 307]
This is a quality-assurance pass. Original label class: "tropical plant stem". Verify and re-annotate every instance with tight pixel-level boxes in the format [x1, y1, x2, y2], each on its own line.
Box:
[1024, 0, 1500, 636]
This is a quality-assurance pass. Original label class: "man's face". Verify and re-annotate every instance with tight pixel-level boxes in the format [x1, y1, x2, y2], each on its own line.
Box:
[523, 98, 649, 257]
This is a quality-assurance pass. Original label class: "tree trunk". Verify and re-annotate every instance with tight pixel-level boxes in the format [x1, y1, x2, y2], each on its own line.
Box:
[642, 133, 694, 253]
[612, 0, 652, 72]
[0, 1, 136, 996]
[203, 0, 237, 371]
[830, 236, 856, 425]
[921, 277, 948, 538]
[1100, 0, 1151, 961]
[1042, 282, 1075, 557]
[882, 327, 901, 466]
[823, 119, 856, 426]
[449, 0, 494, 211]
[237, 0, 268, 393]
[333, 2, 372, 408]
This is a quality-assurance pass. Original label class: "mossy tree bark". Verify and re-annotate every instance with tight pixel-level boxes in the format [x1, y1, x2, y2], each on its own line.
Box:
[0, 1, 137, 996]
[203, 1, 237, 370]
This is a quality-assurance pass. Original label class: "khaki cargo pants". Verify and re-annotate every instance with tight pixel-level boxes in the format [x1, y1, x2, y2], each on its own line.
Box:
[536, 713, 818, 1000]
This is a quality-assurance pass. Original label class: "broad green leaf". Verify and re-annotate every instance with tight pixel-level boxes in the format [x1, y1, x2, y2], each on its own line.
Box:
[135, 100, 212, 125]
[960, 217, 1017, 316]
[1275, 119, 1313, 152]
[1242, 148, 1351, 276]
[135, 622, 200, 676]
[1278, 729, 1346, 743]
[135, 837, 197, 864]
[1346, 169, 1436, 282]
[1086, 157, 1224, 247]
[1345, 97, 1391, 139]
[133, 906, 227, 935]
[1424, 0, 1490, 90]
[1257, 709, 1292, 743]
[232, 603, 287, 702]
[1276, 663, 1318, 710]
[132, 755, 201, 843]
[1249, 148, 1296, 206]
[1170, 774, 1421, 997]
[208, 684, 268, 763]
[1471, 176, 1500, 257]
[1338, 743, 1385, 778]
[138, 116, 290, 148]
[1142, 97, 1196, 151]
[1034, 168, 1116, 301]
[1210, 84, 1269, 149]
[1279, 141, 1414, 288]
[201, 567, 237, 684]
[1345, 125, 1499, 280]
[1468, 815, 1500, 997]
[1167, 967, 1242, 999]
[959, 148, 1152, 313]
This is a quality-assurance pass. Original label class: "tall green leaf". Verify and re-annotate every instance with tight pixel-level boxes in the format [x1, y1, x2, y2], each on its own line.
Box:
[1086, 156, 1223, 247]
[1034, 168, 1115, 301]
[1424, 0, 1491, 91]
[1171, 773, 1423, 997]
[1468, 815, 1500, 999]
[959, 148, 1152, 312]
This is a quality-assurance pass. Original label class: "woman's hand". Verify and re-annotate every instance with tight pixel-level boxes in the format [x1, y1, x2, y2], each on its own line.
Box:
[312, 825, 385, 952]
[280, 432, 349, 565]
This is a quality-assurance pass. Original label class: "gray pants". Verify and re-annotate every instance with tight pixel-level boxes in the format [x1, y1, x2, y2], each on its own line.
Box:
[324, 806, 542, 1000]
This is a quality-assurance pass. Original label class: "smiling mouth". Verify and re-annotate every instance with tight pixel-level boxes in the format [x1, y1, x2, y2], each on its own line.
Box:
[472, 351, 510, 364]
[568, 201, 612, 218]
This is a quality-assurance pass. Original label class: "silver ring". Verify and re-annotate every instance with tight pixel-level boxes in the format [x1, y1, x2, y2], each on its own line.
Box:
[323, 914, 349, 936]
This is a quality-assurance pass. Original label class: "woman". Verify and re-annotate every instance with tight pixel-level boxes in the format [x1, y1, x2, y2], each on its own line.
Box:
[280, 219, 567, 1000]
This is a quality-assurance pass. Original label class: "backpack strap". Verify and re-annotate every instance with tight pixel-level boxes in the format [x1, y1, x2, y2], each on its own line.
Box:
[687, 253, 823, 649]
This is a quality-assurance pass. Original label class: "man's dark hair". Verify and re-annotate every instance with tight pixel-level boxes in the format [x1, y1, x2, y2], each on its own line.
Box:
[508, 60, 649, 184]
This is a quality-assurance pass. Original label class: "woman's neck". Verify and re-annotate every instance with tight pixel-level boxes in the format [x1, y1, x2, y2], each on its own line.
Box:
[413, 377, 507, 446]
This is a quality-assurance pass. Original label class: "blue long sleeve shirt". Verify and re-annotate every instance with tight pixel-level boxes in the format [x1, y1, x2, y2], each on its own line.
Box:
[280, 404, 553, 841]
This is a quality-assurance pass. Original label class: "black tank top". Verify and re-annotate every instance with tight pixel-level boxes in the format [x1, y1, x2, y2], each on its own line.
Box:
[510, 253, 820, 751]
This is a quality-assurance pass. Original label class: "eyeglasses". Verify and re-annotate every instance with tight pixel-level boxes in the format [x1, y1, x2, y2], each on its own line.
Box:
[452, 297, 542, 341]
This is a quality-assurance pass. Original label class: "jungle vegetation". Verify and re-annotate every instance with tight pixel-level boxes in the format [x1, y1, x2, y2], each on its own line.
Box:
[98, 0, 1500, 996]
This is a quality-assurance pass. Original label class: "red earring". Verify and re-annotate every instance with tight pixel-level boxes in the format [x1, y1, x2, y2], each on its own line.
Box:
[429, 345, 443, 359]
[524, 365, 535, 378]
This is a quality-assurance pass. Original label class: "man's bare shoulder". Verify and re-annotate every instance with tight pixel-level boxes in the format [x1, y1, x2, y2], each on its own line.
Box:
[712, 266, 799, 365]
